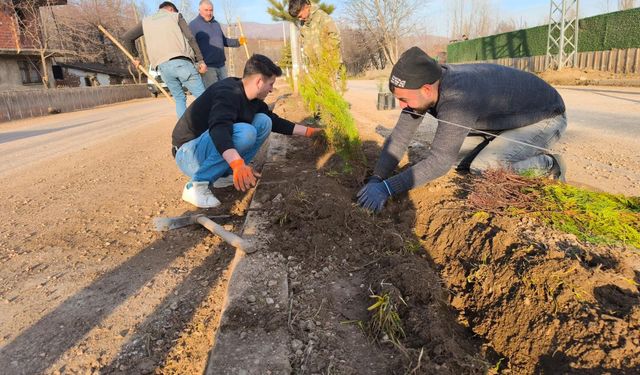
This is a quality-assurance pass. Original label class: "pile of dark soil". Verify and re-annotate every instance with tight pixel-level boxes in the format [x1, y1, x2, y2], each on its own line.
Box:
[538, 68, 640, 86]
[411, 174, 640, 373]
[252, 131, 640, 373]
[249, 138, 486, 374]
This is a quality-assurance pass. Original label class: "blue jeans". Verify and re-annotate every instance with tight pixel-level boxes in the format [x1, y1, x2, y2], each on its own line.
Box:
[202, 65, 228, 87]
[470, 114, 567, 174]
[175, 113, 272, 183]
[157, 59, 206, 118]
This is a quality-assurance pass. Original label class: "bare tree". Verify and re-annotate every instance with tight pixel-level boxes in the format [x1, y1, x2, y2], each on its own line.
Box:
[221, 0, 237, 76]
[46, 0, 137, 66]
[178, 0, 196, 22]
[343, 0, 427, 65]
[448, 0, 496, 40]
[12, 0, 69, 88]
[471, 0, 494, 37]
[493, 16, 527, 35]
[448, 0, 466, 40]
[493, 19, 517, 35]
[340, 25, 386, 74]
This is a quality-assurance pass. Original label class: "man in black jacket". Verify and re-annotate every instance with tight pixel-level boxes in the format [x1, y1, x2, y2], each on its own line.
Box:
[172, 54, 321, 208]
[357, 46, 567, 213]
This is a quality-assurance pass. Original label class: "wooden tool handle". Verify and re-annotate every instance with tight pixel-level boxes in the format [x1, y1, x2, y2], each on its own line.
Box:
[97, 24, 174, 102]
[237, 17, 250, 59]
[196, 216, 255, 253]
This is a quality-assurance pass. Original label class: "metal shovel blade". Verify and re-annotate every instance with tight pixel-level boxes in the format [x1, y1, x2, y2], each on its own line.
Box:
[153, 215, 201, 231]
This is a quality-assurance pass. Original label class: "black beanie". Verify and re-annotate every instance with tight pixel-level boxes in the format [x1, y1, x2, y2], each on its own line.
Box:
[389, 47, 442, 90]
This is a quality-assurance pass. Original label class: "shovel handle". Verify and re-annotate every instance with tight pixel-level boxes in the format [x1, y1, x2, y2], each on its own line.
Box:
[196, 216, 254, 253]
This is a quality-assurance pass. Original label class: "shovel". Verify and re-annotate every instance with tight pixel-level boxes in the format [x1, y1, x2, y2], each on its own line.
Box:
[153, 214, 255, 253]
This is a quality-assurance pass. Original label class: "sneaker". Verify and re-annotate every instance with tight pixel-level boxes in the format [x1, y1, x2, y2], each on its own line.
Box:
[182, 181, 221, 208]
[212, 175, 234, 188]
[548, 154, 566, 183]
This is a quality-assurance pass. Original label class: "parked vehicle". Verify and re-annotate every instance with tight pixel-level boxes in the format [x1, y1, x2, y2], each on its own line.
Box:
[147, 68, 191, 97]
[147, 68, 168, 98]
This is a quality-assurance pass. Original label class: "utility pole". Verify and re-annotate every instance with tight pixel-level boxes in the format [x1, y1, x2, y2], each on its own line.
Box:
[545, 0, 580, 70]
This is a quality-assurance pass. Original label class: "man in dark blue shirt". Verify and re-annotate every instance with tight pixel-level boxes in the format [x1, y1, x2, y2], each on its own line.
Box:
[189, 0, 246, 87]
[357, 47, 568, 213]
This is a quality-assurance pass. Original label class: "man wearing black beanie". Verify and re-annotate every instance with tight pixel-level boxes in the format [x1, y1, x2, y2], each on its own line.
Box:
[357, 46, 567, 213]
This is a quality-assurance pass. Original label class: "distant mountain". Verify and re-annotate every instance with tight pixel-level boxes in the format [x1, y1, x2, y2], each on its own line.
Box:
[220, 21, 290, 40]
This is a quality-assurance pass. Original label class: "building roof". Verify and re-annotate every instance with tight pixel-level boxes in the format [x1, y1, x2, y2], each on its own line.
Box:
[12, 0, 68, 6]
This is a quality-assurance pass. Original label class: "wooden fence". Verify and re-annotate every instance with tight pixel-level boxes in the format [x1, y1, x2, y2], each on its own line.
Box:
[476, 48, 640, 74]
[0, 84, 152, 123]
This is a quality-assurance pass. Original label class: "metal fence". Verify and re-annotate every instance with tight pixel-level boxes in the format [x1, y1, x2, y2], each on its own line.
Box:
[475, 48, 640, 74]
[0, 84, 151, 123]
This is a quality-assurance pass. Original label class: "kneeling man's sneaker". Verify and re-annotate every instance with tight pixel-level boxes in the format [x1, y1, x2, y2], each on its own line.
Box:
[182, 181, 221, 208]
[212, 175, 234, 188]
[548, 154, 566, 183]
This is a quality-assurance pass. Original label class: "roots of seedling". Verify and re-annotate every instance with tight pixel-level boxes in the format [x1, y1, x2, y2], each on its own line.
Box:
[466, 169, 543, 214]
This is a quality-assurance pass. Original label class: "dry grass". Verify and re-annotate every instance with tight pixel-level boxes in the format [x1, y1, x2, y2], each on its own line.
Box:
[466, 169, 543, 214]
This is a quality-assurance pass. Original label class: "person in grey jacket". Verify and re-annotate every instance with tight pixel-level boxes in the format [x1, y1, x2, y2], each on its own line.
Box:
[123, 1, 207, 118]
[357, 46, 567, 213]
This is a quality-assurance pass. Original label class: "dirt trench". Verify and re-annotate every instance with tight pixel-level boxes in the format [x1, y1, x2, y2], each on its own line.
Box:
[250, 117, 640, 374]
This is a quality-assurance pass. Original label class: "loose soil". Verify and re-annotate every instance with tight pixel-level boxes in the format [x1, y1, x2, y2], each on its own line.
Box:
[538, 68, 640, 86]
[0, 99, 257, 374]
[246, 94, 640, 373]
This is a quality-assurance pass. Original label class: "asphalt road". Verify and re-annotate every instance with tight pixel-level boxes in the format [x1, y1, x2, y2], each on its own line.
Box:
[0, 97, 174, 178]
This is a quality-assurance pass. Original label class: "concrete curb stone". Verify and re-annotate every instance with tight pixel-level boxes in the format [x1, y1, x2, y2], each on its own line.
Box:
[206, 134, 291, 374]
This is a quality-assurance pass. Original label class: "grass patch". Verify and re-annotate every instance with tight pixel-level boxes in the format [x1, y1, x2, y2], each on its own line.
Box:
[368, 291, 405, 344]
[539, 184, 640, 248]
[468, 170, 639, 249]
[403, 240, 422, 255]
[472, 211, 491, 221]
[519, 168, 546, 179]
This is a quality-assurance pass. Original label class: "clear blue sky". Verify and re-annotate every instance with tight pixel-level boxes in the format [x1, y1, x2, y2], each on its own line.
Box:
[142, 0, 620, 36]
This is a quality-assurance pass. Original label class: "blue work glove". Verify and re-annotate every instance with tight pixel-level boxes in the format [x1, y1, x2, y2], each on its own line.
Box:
[356, 176, 393, 213]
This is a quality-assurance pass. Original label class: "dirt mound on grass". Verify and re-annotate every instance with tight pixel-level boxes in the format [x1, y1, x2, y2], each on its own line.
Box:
[409, 175, 640, 373]
[253, 130, 640, 373]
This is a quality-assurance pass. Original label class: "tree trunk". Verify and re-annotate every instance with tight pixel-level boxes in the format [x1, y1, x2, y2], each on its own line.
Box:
[40, 52, 50, 89]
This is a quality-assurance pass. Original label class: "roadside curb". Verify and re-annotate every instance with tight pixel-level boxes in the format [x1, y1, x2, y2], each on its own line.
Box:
[206, 134, 291, 374]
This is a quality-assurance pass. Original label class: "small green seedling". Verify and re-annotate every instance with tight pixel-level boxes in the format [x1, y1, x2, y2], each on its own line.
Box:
[368, 291, 406, 344]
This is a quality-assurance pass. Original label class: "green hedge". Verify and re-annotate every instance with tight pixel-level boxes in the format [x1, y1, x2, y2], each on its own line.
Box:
[448, 8, 640, 62]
